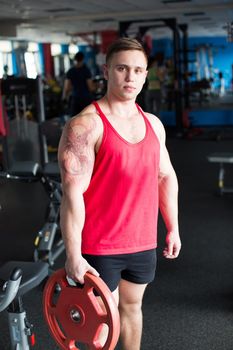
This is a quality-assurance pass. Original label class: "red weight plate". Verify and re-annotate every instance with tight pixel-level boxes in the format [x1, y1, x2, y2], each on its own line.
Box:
[43, 268, 120, 350]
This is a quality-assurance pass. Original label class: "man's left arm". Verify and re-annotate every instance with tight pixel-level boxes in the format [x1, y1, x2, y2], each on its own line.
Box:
[158, 124, 181, 259]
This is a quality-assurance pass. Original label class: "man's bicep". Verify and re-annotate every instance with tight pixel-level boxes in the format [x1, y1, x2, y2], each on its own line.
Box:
[158, 124, 174, 178]
[63, 79, 72, 93]
[60, 156, 93, 194]
[87, 78, 95, 92]
[159, 146, 173, 179]
[58, 121, 95, 192]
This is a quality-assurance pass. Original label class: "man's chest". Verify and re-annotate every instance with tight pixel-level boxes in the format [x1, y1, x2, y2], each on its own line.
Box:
[107, 115, 146, 144]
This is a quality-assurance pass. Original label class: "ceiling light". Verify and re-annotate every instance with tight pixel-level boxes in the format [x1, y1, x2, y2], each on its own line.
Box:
[0, 41, 12, 53]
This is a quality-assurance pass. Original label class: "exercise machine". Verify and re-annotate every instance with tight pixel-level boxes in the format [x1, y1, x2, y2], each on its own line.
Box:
[33, 162, 64, 266]
[0, 261, 48, 349]
[0, 160, 64, 268]
[207, 153, 233, 195]
[0, 76, 64, 268]
[0, 77, 48, 170]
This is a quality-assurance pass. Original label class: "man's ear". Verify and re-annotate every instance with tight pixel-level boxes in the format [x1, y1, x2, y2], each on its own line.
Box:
[143, 70, 148, 84]
[103, 64, 108, 80]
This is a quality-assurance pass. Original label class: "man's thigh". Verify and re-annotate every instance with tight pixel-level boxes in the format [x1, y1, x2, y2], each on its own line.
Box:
[83, 249, 157, 293]
[119, 279, 148, 307]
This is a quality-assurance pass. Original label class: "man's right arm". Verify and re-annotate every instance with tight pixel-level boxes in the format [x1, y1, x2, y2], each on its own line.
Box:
[58, 115, 99, 283]
[87, 78, 96, 93]
[62, 78, 72, 101]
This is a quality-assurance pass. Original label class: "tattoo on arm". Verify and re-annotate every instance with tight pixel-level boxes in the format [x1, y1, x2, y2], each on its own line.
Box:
[61, 120, 95, 176]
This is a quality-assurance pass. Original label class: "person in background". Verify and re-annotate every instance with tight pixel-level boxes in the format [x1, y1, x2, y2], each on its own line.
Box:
[58, 38, 181, 350]
[218, 71, 225, 97]
[62, 51, 96, 116]
[164, 58, 175, 110]
[2, 65, 13, 79]
[145, 53, 165, 117]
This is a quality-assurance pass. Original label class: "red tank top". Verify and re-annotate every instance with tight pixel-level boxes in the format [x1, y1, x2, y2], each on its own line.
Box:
[82, 101, 160, 255]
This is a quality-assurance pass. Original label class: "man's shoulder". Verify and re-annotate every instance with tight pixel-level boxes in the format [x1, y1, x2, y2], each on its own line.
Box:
[142, 110, 162, 126]
[68, 104, 103, 134]
[66, 66, 76, 78]
[143, 111, 165, 140]
[82, 64, 92, 77]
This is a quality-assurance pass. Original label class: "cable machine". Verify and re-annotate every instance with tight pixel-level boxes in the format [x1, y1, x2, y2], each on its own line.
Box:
[119, 18, 184, 134]
[0, 76, 48, 170]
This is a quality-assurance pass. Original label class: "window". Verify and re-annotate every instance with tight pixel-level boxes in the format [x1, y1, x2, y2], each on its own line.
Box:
[0, 41, 13, 78]
[24, 52, 38, 78]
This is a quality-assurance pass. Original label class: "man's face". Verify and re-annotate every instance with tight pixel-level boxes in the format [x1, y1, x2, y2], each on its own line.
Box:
[104, 50, 148, 101]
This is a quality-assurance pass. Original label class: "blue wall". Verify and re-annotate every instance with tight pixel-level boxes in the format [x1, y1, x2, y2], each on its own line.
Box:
[160, 110, 233, 127]
[151, 38, 173, 58]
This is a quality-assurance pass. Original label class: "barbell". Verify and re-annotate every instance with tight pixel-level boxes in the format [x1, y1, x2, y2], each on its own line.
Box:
[43, 268, 120, 350]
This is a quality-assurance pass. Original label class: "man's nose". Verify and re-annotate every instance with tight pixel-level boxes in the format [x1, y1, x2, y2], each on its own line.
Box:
[125, 69, 134, 81]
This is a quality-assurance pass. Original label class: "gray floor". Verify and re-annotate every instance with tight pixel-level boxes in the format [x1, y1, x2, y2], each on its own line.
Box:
[0, 132, 233, 349]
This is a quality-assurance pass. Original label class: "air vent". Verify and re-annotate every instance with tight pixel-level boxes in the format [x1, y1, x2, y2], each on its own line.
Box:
[202, 24, 216, 28]
[92, 18, 115, 23]
[162, 0, 192, 3]
[47, 8, 74, 13]
[183, 12, 206, 16]
[21, 25, 38, 29]
[191, 17, 212, 21]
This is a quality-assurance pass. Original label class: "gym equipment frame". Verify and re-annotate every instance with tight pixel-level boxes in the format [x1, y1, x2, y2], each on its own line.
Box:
[0, 261, 48, 350]
[208, 153, 233, 195]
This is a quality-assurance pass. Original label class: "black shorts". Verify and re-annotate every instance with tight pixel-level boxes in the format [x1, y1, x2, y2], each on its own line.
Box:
[83, 249, 157, 292]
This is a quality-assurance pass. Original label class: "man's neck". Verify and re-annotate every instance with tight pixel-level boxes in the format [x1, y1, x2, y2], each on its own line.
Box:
[104, 95, 137, 119]
[76, 62, 83, 68]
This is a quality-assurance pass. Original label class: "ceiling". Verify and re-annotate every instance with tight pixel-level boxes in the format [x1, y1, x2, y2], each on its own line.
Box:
[0, 0, 233, 44]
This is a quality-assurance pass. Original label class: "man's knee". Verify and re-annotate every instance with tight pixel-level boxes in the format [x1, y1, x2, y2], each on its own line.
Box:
[119, 294, 143, 317]
[119, 301, 142, 318]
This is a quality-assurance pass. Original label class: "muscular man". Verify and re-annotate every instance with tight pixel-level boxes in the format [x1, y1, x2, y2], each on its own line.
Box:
[58, 38, 181, 350]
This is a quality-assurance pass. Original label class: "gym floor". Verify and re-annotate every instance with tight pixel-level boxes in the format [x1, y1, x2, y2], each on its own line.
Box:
[0, 131, 233, 350]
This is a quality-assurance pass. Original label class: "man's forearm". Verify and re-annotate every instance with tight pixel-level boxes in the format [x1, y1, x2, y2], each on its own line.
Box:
[159, 171, 179, 232]
[62, 79, 72, 100]
[60, 193, 85, 260]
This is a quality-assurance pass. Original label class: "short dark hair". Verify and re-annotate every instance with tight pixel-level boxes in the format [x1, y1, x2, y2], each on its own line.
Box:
[106, 37, 148, 65]
[74, 51, 84, 62]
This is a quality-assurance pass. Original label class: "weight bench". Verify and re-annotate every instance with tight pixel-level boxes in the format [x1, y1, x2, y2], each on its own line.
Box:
[6, 160, 60, 179]
[207, 153, 233, 195]
[0, 261, 48, 349]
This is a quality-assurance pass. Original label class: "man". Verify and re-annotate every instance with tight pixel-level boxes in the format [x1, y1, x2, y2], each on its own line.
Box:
[58, 37, 181, 350]
[62, 51, 95, 116]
